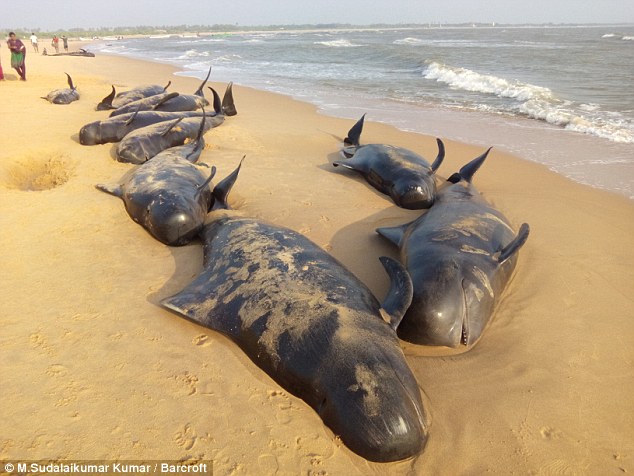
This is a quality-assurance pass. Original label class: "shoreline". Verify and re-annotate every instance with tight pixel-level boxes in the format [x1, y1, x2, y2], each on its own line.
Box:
[1, 49, 633, 474]
[93, 37, 634, 201]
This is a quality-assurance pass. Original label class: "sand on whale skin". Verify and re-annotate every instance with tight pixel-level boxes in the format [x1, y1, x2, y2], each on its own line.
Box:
[0, 46, 633, 475]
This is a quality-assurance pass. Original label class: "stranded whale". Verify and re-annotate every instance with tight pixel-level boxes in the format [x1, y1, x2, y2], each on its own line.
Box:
[377, 148, 530, 348]
[334, 114, 444, 209]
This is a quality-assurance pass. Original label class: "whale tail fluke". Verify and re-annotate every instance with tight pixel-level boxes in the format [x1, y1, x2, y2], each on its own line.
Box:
[208, 87, 222, 115]
[221, 82, 237, 116]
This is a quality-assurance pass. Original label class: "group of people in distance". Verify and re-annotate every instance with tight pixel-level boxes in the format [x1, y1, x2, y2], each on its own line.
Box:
[0, 32, 69, 82]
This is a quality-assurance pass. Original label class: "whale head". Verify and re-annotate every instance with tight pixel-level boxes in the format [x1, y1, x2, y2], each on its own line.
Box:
[316, 317, 429, 462]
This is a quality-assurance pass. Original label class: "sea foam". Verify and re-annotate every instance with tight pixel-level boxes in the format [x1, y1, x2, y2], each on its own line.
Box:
[423, 61, 553, 102]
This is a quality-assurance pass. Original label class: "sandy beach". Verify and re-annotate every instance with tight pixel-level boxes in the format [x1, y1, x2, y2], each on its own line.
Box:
[1, 43, 633, 475]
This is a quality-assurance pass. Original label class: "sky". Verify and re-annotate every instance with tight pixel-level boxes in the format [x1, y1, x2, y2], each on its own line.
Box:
[2, 0, 633, 30]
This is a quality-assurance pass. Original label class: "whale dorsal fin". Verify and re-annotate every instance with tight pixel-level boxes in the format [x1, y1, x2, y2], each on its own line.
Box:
[448, 147, 492, 184]
[221, 82, 237, 116]
[378, 256, 413, 330]
[95, 183, 123, 198]
[430, 138, 445, 172]
[344, 113, 365, 146]
[496, 223, 530, 264]
[194, 67, 212, 97]
[376, 222, 411, 248]
[211, 157, 244, 211]
[160, 117, 184, 137]
[96, 85, 116, 110]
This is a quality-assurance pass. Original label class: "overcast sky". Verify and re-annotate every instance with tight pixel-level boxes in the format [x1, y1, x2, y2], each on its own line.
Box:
[2, 0, 633, 30]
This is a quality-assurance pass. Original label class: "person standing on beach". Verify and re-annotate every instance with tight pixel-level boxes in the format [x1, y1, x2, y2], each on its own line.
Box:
[7, 32, 26, 81]
[61, 35, 68, 52]
[52, 36, 59, 53]
[0, 53, 5, 80]
[30, 33, 39, 53]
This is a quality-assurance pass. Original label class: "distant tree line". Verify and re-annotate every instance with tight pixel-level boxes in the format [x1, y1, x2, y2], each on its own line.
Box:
[4, 22, 611, 38]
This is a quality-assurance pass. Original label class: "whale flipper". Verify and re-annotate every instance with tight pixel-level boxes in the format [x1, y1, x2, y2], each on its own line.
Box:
[195, 166, 217, 201]
[497, 223, 530, 264]
[160, 117, 184, 137]
[95, 183, 123, 198]
[376, 223, 411, 248]
[378, 256, 413, 330]
[430, 138, 445, 172]
[150, 92, 180, 111]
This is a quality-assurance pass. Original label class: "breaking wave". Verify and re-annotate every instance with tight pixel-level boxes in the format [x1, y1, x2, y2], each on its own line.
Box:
[423, 61, 554, 101]
[423, 61, 634, 143]
[394, 37, 427, 45]
[314, 39, 361, 48]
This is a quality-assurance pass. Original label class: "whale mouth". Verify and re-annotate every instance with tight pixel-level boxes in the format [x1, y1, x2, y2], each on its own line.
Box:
[397, 183, 435, 210]
[460, 279, 469, 346]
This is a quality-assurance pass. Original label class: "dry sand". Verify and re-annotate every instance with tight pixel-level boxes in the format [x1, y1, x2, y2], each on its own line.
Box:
[1, 45, 633, 475]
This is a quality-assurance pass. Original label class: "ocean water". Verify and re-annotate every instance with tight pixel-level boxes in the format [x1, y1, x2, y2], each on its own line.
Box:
[94, 26, 634, 199]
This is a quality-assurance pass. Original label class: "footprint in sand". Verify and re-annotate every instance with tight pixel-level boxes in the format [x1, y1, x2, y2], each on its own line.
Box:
[257, 454, 279, 474]
[172, 372, 199, 395]
[540, 426, 563, 440]
[173, 423, 197, 450]
[192, 334, 211, 347]
[45, 364, 68, 377]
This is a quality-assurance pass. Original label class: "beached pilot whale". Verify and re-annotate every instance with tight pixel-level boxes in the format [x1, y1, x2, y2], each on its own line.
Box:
[109, 68, 213, 117]
[334, 114, 445, 209]
[96, 115, 229, 246]
[115, 109, 217, 164]
[41, 73, 80, 104]
[51, 48, 95, 57]
[161, 185, 428, 462]
[377, 148, 530, 349]
[80, 85, 234, 146]
[96, 81, 171, 110]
